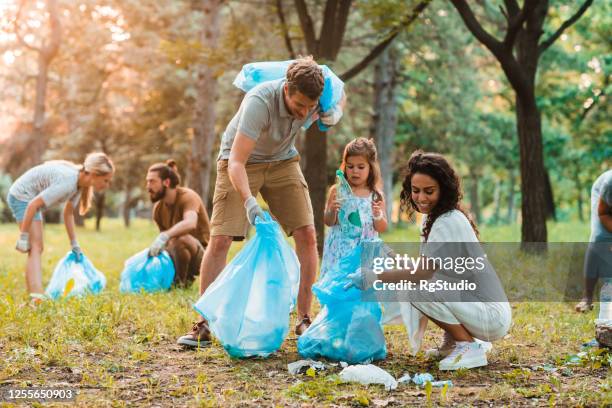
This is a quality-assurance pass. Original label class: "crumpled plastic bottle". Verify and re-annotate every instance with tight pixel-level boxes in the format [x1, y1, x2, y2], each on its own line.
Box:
[335, 170, 362, 239]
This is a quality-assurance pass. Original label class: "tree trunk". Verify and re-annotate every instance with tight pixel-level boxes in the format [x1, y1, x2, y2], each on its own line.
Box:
[95, 192, 105, 231]
[516, 93, 548, 245]
[26, 0, 61, 164]
[514, 0, 548, 247]
[31, 56, 49, 163]
[303, 126, 327, 253]
[190, 0, 222, 201]
[370, 45, 399, 229]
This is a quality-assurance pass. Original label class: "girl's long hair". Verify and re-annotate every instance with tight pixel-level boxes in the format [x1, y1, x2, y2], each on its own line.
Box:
[399, 150, 478, 241]
[339, 137, 383, 200]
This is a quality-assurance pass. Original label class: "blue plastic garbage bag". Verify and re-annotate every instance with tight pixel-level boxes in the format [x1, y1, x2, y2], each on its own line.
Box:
[194, 212, 300, 358]
[120, 249, 175, 293]
[233, 60, 344, 131]
[298, 242, 387, 364]
[45, 251, 106, 299]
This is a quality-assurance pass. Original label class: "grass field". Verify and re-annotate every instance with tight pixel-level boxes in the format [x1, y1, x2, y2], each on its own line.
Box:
[0, 219, 610, 407]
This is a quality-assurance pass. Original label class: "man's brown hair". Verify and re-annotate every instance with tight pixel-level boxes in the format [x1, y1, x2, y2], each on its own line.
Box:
[286, 56, 324, 100]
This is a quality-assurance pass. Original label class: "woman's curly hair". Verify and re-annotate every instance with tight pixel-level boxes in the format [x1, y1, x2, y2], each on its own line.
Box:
[399, 150, 479, 241]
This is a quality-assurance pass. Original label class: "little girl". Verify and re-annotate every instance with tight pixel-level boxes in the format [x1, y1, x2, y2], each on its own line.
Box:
[321, 137, 387, 277]
[298, 138, 388, 363]
[7, 152, 115, 302]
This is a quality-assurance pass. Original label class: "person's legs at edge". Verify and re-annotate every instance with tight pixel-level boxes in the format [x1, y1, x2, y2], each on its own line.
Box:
[292, 225, 318, 334]
[576, 278, 598, 312]
[576, 246, 599, 312]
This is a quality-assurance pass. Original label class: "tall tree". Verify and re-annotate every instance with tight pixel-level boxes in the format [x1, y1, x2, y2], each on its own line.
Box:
[449, 0, 594, 245]
[14, 0, 61, 165]
[370, 44, 400, 226]
[281, 0, 430, 249]
[189, 0, 224, 202]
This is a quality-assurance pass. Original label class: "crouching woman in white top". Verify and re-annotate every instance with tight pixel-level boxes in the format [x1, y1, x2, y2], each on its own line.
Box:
[7, 153, 115, 302]
[375, 151, 511, 370]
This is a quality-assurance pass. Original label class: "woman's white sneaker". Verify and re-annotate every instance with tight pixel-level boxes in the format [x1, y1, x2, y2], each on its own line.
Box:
[438, 341, 487, 370]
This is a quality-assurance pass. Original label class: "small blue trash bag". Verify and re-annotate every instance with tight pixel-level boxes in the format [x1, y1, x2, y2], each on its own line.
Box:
[45, 251, 106, 299]
[119, 249, 175, 293]
[298, 242, 387, 364]
[233, 60, 344, 131]
[194, 212, 300, 358]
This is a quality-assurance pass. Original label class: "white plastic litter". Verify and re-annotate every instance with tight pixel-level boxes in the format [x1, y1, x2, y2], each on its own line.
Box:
[338, 364, 398, 391]
[430, 380, 453, 388]
[397, 373, 412, 384]
[287, 359, 326, 375]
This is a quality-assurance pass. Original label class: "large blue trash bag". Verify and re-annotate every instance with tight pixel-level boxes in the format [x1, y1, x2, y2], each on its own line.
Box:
[45, 251, 106, 299]
[233, 60, 344, 131]
[119, 249, 175, 293]
[193, 212, 300, 358]
[298, 242, 387, 364]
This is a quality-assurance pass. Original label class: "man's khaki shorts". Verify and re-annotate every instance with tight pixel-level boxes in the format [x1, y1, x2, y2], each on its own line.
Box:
[210, 155, 314, 239]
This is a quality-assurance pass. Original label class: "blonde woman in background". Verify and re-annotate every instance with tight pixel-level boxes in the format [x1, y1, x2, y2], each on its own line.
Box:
[7, 153, 115, 303]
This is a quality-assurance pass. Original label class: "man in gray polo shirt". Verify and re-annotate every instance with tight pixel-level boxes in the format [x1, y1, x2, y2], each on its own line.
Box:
[178, 57, 346, 347]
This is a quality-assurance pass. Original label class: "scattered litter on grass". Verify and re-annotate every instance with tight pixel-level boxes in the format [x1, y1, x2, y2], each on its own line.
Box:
[564, 354, 582, 365]
[339, 364, 398, 391]
[430, 380, 453, 388]
[397, 373, 412, 384]
[532, 364, 558, 373]
[287, 359, 326, 375]
[581, 339, 600, 349]
[412, 373, 434, 385]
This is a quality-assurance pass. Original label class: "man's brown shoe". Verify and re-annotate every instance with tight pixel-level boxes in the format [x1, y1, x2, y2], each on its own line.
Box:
[177, 318, 211, 348]
[295, 315, 312, 336]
